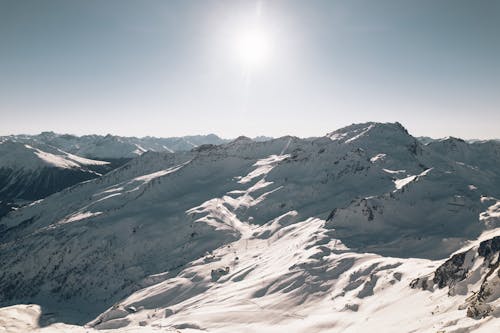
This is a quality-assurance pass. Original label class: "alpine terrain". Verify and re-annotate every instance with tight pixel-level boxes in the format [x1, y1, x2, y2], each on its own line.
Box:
[0, 133, 234, 219]
[0, 122, 498, 333]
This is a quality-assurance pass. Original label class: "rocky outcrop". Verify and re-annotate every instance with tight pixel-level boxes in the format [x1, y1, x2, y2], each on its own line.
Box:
[411, 235, 500, 319]
[433, 251, 470, 289]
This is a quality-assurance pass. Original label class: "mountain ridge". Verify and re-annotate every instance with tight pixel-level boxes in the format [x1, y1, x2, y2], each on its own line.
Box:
[0, 121, 499, 332]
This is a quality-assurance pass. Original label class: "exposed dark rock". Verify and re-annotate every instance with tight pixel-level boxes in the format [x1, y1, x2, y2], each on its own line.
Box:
[412, 235, 500, 320]
[433, 251, 468, 289]
[211, 266, 230, 282]
[478, 236, 500, 259]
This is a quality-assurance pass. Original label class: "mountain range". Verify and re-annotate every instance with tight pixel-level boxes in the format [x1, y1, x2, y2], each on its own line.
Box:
[0, 122, 498, 333]
[0, 133, 265, 219]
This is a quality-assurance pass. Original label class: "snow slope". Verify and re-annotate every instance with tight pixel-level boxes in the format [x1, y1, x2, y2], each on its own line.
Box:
[0, 122, 499, 332]
[0, 141, 112, 219]
[2, 232, 499, 333]
[0, 141, 108, 171]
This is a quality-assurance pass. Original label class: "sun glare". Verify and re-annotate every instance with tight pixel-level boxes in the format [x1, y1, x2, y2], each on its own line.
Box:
[234, 27, 272, 69]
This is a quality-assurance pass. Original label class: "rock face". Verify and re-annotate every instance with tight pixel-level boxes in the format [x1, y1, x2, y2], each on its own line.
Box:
[478, 236, 500, 258]
[411, 235, 500, 319]
[433, 251, 469, 289]
[467, 236, 500, 319]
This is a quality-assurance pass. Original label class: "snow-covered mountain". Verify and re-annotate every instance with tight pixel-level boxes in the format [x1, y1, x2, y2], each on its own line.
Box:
[0, 122, 499, 332]
[418, 136, 500, 146]
[1, 132, 233, 159]
[0, 133, 237, 217]
[0, 141, 112, 219]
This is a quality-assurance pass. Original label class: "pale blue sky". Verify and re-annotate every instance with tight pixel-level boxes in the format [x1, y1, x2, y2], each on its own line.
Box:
[0, 0, 499, 139]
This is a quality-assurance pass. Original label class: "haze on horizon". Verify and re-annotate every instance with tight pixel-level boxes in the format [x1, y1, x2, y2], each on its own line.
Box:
[0, 0, 498, 139]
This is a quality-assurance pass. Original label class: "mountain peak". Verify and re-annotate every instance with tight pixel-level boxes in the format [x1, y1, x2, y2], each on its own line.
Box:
[438, 136, 466, 143]
[326, 122, 409, 144]
[230, 136, 253, 144]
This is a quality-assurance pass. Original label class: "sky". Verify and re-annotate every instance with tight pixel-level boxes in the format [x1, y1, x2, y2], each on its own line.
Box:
[0, 0, 499, 139]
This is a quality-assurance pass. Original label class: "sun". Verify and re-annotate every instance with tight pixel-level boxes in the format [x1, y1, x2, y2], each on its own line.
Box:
[234, 26, 272, 69]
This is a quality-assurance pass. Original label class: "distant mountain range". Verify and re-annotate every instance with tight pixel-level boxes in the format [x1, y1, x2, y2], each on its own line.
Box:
[0, 133, 273, 218]
[417, 136, 500, 145]
[1, 132, 234, 159]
